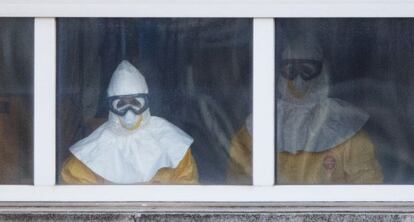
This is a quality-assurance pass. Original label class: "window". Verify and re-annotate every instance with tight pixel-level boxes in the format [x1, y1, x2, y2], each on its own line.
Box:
[0, 18, 33, 184]
[0, 0, 412, 203]
[276, 19, 414, 185]
[56, 18, 252, 185]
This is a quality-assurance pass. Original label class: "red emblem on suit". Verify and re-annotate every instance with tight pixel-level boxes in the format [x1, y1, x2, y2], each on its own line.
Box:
[323, 155, 336, 170]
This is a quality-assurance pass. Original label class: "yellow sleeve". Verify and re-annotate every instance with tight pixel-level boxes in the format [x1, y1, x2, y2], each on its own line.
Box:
[343, 131, 384, 184]
[60, 155, 105, 185]
[226, 126, 252, 185]
[151, 149, 199, 184]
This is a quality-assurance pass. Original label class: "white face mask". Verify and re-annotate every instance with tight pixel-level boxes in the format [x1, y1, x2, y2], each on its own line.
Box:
[119, 110, 141, 130]
[289, 78, 310, 96]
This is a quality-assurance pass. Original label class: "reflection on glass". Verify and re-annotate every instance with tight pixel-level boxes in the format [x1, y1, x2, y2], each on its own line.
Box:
[0, 18, 33, 184]
[57, 19, 252, 185]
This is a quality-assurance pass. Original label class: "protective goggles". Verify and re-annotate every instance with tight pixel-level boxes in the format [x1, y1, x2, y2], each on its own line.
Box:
[108, 93, 149, 116]
[281, 59, 323, 81]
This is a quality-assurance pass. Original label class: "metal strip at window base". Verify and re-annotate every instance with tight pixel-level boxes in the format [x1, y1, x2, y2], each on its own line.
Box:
[0, 202, 412, 221]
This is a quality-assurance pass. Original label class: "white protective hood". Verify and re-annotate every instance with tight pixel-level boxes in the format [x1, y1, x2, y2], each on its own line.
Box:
[69, 60, 193, 184]
[277, 34, 369, 153]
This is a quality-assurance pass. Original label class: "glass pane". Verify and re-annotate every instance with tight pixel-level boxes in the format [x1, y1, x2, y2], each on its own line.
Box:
[0, 18, 33, 184]
[56, 18, 252, 185]
[275, 18, 414, 184]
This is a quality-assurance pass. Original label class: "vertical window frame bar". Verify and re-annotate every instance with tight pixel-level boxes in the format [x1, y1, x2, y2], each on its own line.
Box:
[253, 18, 275, 186]
[34, 18, 56, 186]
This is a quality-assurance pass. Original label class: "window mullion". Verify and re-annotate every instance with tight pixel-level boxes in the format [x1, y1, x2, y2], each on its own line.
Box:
[34, 18, 56, 186]
[252, 18, 275, 186]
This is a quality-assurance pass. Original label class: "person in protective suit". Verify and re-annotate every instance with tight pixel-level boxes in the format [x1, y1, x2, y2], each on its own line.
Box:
[227, 34, 383, 184]
[61, 60, 198, 185]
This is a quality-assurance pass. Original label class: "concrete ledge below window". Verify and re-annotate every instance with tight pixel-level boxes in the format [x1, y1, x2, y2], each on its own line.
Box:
[0, 202, 413, 221]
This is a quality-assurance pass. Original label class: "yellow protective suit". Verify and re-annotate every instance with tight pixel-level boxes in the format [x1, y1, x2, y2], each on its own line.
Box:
[227, 127, 383, 185]
[61, 149, 198, 185]
[227, 126, 252, 185]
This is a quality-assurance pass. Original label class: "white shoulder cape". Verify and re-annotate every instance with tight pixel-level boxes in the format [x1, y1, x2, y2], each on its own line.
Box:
[69, 116, 193, 184]
[277, 98, 369, 153]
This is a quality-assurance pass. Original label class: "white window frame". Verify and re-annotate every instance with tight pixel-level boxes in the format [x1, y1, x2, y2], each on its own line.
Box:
[0, 0, 412, 202]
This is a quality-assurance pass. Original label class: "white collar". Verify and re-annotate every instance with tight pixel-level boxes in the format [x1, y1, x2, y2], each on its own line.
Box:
[277, 98, 369, 153]
[69, 115, 193, 184]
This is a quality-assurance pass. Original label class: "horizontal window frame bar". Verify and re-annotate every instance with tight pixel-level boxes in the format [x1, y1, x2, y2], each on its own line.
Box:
[1, 2, 414, 17]
[0, 185, 411, 202]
